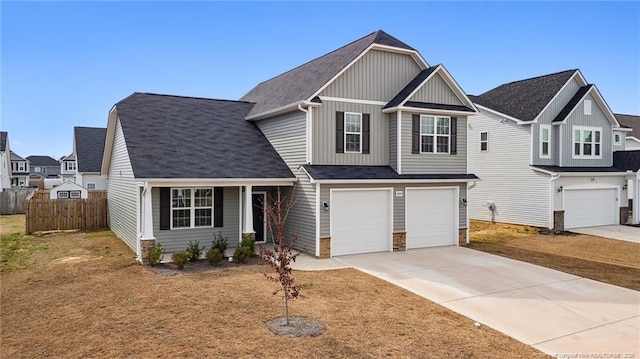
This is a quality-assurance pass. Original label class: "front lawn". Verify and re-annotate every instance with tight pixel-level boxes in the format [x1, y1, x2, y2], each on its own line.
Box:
[468, 220, 640, 290]
[0, 215, 543, 358]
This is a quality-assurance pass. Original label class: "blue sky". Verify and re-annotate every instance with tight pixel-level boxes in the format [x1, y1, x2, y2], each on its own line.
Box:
[2, 1, 638, 159]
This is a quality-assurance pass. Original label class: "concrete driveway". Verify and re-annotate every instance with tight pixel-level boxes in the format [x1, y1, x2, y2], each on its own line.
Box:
[570, 225, 640, 243]
[325, 247, 639, 357]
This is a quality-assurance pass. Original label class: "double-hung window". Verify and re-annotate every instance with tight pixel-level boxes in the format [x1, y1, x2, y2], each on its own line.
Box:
[480, 132, 488, 151]
[18, 162, 25, 172]
[420, 115, 450, 153]
[573, 126, 601, 158]
[86, 183, 96, 190]
[540, 125, 551, 158]
[66, 162, 76, 171]
[171, 188, 213, 229]
[344, 112, 362, 153]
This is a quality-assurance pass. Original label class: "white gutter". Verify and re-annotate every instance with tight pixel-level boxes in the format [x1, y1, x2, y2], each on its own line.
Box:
[549, 173, 560, 229]
[136, 178, 298, 187]
[310, 178, 479, 185]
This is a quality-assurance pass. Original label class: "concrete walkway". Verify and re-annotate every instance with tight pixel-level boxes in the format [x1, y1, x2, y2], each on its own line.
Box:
[570, 225, 640, 243]
[291, 246, 639, 357]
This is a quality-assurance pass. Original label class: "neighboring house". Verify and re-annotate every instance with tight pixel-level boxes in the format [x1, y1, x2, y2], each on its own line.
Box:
[50, 180, 88, 199]
[102, 30, 478, 262]
[467, 69, 629, 230]
[10, 151, 30, 187]
[613, 150, 640, 224]
[0, 132, 11, 191]
[27, 155, 61, 179]
[614, 114, 640, 150]
[62, 127, 108, 190]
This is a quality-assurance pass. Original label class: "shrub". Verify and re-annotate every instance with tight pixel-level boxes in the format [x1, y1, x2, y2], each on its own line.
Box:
[241, 235, 256, 256]
[171, 251, 189, 269]
[186, 240, 205, 262]
[147, 243, 165, 266]
[205, 248, 223, 266]
[234, 246, 252, 263]
[212, 232, 228, 257]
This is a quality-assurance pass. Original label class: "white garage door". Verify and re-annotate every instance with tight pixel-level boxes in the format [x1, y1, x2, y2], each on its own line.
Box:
[564, 188, 618, 229]
[406, 188, 458, 249]
[331, 189, 391, 256]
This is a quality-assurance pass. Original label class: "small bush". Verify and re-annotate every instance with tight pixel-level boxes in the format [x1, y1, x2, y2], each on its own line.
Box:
[240, 235, 256, 256]
[234, 246, 252, 263]
[171, 251, 189, 269]
[186, 240, 205, 262]
[212, 232, 228, 257]
[147, 243, 165, 266]
[205, 248, 223, 266]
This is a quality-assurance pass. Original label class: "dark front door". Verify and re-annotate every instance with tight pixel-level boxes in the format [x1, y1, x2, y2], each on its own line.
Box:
[252, 193, 266, 243]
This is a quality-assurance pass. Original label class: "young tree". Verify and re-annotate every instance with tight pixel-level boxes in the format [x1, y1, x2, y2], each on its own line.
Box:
[259, 188, 302, 326]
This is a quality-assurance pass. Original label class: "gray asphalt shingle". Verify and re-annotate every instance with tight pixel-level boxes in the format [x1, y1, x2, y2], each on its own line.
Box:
[615, 113, 640, 139]
[303, 165, 478, 181]
[26, 155, 59, 167]
[74, 127, 107, 173]
[613, 150, 640, 172]
[115, 93, 294, 179]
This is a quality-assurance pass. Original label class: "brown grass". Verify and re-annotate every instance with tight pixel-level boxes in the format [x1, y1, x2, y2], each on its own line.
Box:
[0, 215, 545, 358]
[469, 220, 640, 290]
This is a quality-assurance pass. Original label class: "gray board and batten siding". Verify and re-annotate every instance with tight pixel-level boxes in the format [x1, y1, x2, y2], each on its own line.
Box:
[107, 120, 138, 251]
[319, 49, 422, 102]
[318, 182, 468, 237]
[407, 72, 465, 106]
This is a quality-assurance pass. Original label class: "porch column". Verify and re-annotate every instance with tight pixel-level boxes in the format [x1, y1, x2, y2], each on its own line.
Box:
[243, 185, 254, 234]
[140, 185, 155, 240]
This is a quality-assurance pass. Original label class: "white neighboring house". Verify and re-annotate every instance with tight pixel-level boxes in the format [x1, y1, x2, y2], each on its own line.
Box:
[10, 151, 30, 187]
[613, 150, 640, 224]
[0, 132, 12, 191]
[62, 126, 108, 190]
[467, 69, 629, 230]
[50, 180, 88, 199]
[615, 114, 640, 150]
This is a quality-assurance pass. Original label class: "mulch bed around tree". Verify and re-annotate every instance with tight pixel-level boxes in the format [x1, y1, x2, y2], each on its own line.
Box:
[266, 316, 325, 337]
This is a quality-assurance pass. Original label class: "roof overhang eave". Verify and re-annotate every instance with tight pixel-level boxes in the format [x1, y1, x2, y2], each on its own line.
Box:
[135, 177, 298, 187]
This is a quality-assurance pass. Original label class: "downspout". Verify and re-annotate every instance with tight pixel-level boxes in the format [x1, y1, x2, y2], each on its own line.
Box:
[298, 104, 311, 164]
[549, 174, 560, 229]
[466, 181, 477, 244]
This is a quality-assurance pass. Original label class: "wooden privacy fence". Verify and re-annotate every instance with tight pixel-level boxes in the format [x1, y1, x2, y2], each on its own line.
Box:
[0, 188, 37, 215]
[25, 198, 108, 234]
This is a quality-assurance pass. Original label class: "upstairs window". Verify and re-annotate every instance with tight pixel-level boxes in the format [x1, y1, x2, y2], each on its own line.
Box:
[87, 183, 96, 190]
[584, 100, 592, 115]
[17, 162, 26, 172]
[420, 115, 450, 154]
[66, 162, 76, 171]
[573, 126, 601, 158]
[34, 166, 41, 172]
[171, 188, 213, 229]
[540, 125, 551, 158]
[480, 132, 488, 151]
[344, 112, 362, 153]
[613, 133, 621, 145]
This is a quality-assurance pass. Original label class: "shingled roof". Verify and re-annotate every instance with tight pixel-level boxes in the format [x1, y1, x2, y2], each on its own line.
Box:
[553, 85, 593, 122]
[26, 155, 59, 167]
[0, 132, 7, 152]
[615, 113, 640, 139]
[472, 69, 577, 121]
[384, 67, 439, 108]
[115, 93, 294, 179]
[74, 127, 107, 173]
[613, 150, 640, 172]
[241, 30, 416, 117]
[302, 165, 478, 181]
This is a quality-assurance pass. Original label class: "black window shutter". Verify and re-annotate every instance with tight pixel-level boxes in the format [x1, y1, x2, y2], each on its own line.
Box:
[214, 187, 223, 227]
[336, 111, 344, 153]
[450, 117, 458, 155]
[159, 187, 170, 230]
[362, 113, 370, 154]
[412, 114, 420, 154]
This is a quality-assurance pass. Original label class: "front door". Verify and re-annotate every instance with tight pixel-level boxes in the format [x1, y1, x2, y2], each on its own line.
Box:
[252, 192, 266, 243]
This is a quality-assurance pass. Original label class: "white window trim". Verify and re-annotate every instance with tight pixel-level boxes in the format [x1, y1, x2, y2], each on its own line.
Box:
[18, 162, 26, 171]
[613, 133, 621, 145]
[69, 191, 81, 199]
[86, 182, 96, 190]
[66, 162, 76, 171]
[572, 125, 603, 159]
[584, 100, 592, 115]
[344, 112, 362, 153]
[170, 187, 214, 230]
[58, 191, 69, 199]
[420, 115, 451, 154]
[539, 125, 551, 159]
[480, 131, 488, 152]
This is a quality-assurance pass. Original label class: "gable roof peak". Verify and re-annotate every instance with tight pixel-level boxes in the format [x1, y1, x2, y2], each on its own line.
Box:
[118, 92, 254, 106]
[497, 69, 579, 88]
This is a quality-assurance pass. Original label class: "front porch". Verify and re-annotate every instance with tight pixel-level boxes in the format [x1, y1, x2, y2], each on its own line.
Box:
[135, 181, 294, 263]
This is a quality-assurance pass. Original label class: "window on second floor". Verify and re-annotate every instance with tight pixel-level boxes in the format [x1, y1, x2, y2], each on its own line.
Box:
[17, 162, 26, 172]
[480, 132, 488, 151]
[613, 133, 622, 145]
[43, 167, 47, 173]
[344, 112, 362, 153]
[420, 115, 450, 154]
[65, 162, 76, 171]
[540, 125, 551, 158]
[573, 126, 601, 158]
[86, 183, 96, 190]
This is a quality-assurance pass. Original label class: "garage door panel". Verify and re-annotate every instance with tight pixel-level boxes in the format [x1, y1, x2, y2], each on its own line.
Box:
[331, 190, 391, 256]
[406, 188, 457, 249]
[564, 188, 617, 229]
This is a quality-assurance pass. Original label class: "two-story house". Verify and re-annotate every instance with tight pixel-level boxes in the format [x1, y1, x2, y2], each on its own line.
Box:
[467, 69, 629, 230]
[0, 132, 11, 191]
[10, 151, 30, 187]
[101, 30, 478, 262]
[62, 127, 108, 190]
[27, 155, 61, 179]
